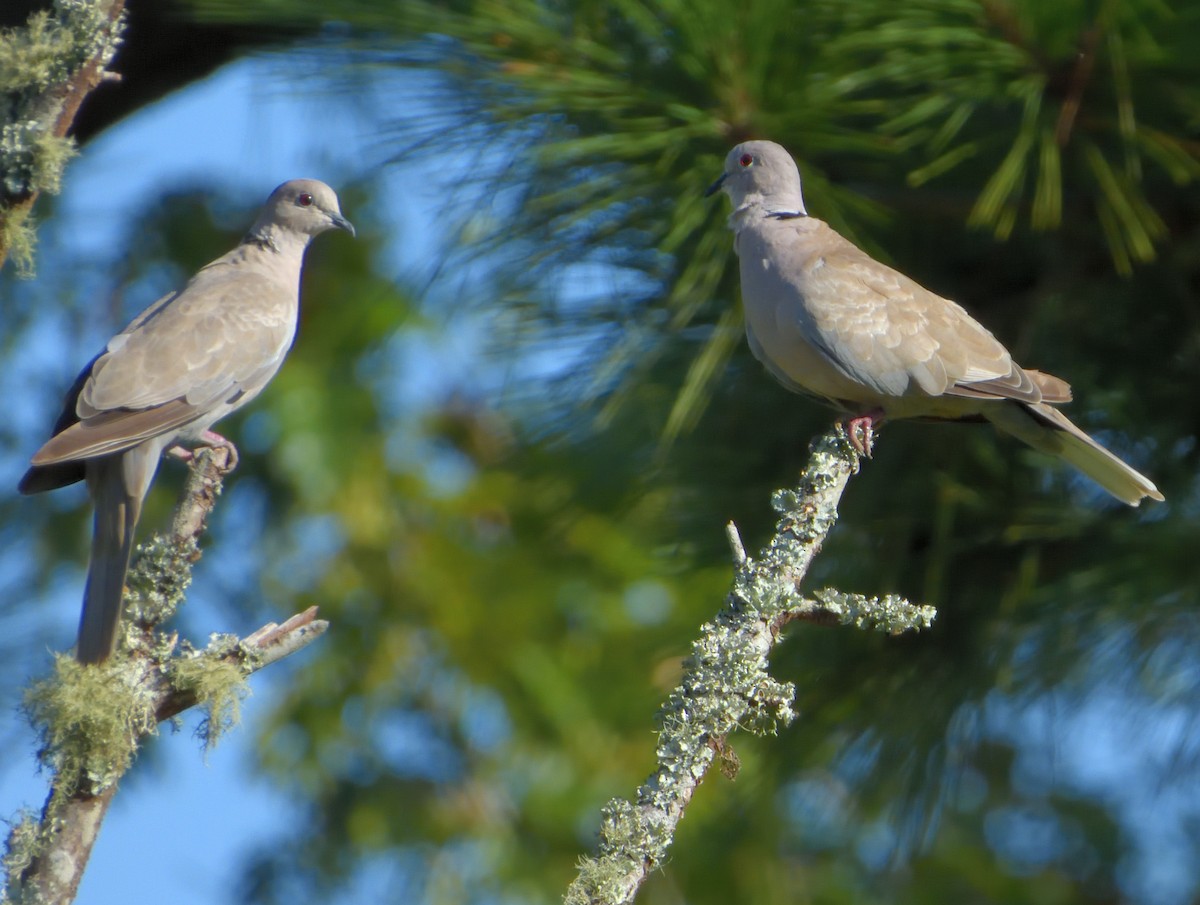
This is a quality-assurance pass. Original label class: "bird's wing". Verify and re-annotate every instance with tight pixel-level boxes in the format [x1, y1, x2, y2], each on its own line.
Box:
[783, 221, 1041, 403]
[31, 265, 296, 465]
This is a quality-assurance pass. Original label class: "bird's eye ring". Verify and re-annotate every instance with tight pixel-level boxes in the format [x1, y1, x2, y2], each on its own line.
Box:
[739, 154, 754, 168]
[297, 193, 314, 207]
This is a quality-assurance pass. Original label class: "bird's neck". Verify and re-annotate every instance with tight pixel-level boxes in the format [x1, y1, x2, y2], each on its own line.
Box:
[207, 225, 311, 287]
[243, 222, 313, 257]
[730, 195, 807, 229]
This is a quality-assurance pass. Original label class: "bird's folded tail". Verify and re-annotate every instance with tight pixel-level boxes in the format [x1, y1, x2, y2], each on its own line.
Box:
[78, 458, 145, 664]
[987, 401, 1164, 507]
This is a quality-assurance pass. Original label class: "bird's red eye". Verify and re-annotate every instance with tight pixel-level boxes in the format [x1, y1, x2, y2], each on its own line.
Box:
[297, 193, 314, 207]
[739, 154, 754, 167]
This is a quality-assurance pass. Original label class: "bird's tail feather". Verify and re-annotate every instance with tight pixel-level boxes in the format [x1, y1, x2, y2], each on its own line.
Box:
[987, 402, 1164, 507]
[78, 458, 144, 664]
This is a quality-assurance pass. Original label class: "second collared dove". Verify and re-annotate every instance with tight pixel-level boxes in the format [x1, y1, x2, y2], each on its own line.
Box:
[708, 140, 1163, 506]
[20, 179, 355, 663]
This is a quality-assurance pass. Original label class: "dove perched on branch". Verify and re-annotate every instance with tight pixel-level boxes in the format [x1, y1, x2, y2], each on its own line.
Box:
[21, 179, 355, 663]
[708, 140, 1162, 506]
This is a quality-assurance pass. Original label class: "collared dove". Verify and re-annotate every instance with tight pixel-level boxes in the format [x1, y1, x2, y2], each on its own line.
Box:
[20, 179, 355, 663]
[708, 140, 1163, 506]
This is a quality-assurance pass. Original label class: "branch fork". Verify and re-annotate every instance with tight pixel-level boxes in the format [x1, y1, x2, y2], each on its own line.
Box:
[567, 429, 937, 905]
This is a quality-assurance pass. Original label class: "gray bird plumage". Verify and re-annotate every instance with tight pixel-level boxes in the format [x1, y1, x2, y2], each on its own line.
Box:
[710, 140, 1163, 506]
[20, 179, 355, 663]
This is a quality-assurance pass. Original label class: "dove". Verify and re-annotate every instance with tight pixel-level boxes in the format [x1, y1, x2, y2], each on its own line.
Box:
[708, 140, 1163, 506]
[20, 179, 355, 663]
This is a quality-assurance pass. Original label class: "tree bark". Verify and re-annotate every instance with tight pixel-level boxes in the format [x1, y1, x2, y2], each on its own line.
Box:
[566, 429, 937, 905]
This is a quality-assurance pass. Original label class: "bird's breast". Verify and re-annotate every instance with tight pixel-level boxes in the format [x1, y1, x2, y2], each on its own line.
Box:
[739, 263, 876, 406]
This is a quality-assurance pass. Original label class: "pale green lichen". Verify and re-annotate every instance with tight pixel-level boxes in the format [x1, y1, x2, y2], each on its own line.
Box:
[1, 12, 76, 94]
[565, 799, 674, 905]
[0, 4, 121, 97]
[0, 207, 36, 277]
[812, 587, 938, 634]
[0, 123, 76, 195]
[169, 654, 251, 753]
[122, 532, 199, 635]
[566, 851, 638, 905]
[23, 655, 159, 796]
[0, 810, 41, 903]
[0, 1, 126, 274]
[0, 1, 123, 193]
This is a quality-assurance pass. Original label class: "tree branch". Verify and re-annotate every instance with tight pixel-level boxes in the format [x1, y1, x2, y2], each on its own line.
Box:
[3, 449, 329, 905]
[0, 0, 128, 274]
[566, 428, 937, 905]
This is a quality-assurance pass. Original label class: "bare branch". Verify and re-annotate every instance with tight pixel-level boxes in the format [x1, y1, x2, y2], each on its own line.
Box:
[566, 428, 937, 905]
[156, 607, 329, 724]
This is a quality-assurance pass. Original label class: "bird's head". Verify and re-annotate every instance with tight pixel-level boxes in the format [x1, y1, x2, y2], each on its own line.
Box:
[706, 140, 807, 218]
[257, 179, 356, 241]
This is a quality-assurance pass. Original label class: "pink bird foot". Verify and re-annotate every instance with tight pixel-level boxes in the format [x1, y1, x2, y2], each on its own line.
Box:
[839, 410, 885, 457]
[168, 431, 240, 472]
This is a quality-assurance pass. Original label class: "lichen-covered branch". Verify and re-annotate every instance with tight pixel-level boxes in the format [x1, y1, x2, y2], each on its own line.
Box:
[0, 0, 128, 274]
[2, 449, 328, 905]
[566, 429, 937, 905]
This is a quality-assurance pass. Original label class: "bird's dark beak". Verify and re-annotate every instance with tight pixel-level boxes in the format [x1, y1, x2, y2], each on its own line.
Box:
[331, 213, 356, 237]
[704, 172, 727, 197]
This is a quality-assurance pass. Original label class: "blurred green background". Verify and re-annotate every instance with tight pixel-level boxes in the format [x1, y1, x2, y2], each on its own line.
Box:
[2, 0, 1198, 903]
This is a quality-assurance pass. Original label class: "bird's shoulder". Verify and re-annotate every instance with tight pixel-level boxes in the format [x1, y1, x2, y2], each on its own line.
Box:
[112, 252, 296, 351]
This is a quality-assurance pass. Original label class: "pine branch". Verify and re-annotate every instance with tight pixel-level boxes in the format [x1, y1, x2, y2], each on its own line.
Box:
[2, 448, 329, 905]
[566, 429, 936, 905]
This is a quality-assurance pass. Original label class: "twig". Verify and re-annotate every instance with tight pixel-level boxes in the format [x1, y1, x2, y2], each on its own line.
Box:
[156, 607, 328, 723]
[566, 428, 937, 905]
[979, 0, 1050, 71]
[1055, 21, 1104, 147]
[3, 449, 327, 905]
